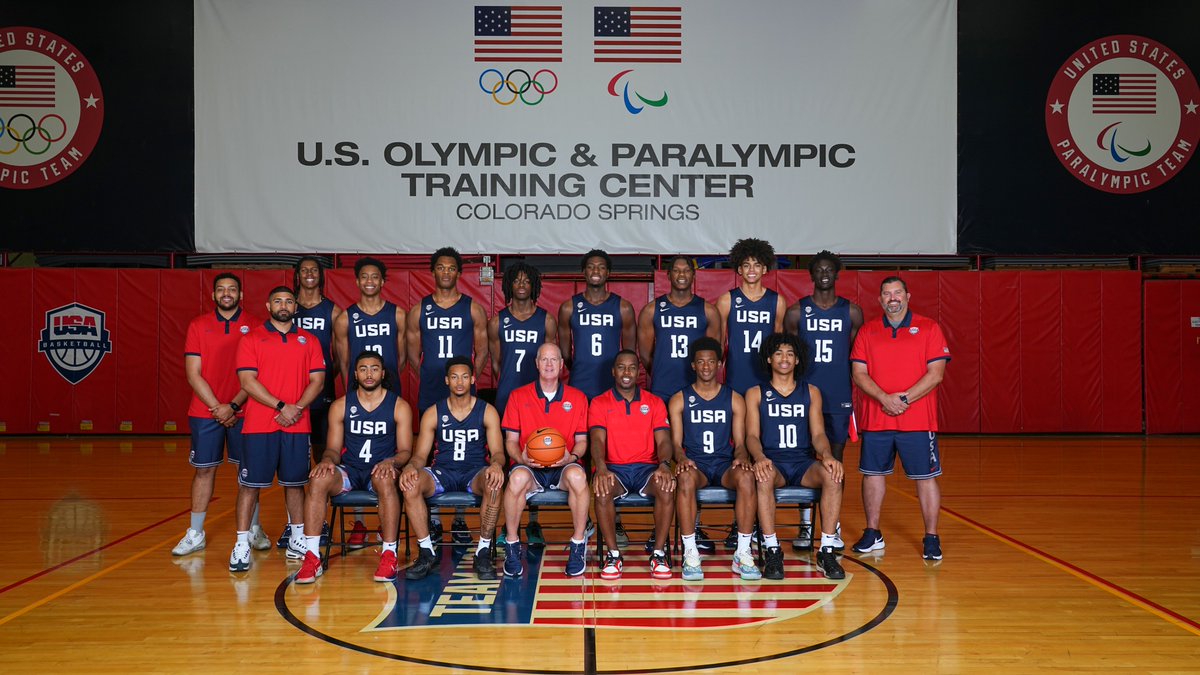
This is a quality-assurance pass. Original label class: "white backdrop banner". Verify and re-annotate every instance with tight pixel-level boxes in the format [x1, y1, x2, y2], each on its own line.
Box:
[195, 0, 956, 254]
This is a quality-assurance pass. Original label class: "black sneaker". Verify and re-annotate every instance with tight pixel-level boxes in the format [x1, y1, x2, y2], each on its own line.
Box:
[791, 522, 813, 551]
[815, 546, 845, 580]
[473, 547, 497, 580]
[695, 527, 716, 554]
[405, 548, 438, 580]
[852, 528, 885, 554]
[452, 517, 472, 545]
[319, 521, 331, 547]
[429, 519, 444, 544]
[723, 522, 738, 550]
[643, 533, 656, 554]
[922, 534, 942, 560]
[276, 527, 290, 549]
[762, 546, 785, 580]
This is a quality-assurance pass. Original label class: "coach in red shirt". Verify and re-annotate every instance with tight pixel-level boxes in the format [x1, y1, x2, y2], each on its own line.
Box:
[589, 350, 675, 581]
[229, 286, 326, 573]
[850, 276, 950, 562]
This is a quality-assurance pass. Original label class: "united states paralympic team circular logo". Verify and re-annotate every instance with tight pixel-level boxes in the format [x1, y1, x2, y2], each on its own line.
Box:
[0, 27, 103, 190]
[1046, 35, 1200, 194]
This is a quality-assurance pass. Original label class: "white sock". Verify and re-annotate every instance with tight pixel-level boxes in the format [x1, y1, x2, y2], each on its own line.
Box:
[418, 536, 435, 553]
[736, 532, 752, 556]
[236, 530, 249, 545]
[763, 533, 779, 548]
[609, 549, 621, 558]
[290, 523, 304, 541]
[477, 538, 491, 554]
[681, 533, 698, 557]
[305, 535, 320, 554]
[382, 541, 397, 553]
[570, 538, 585, 546]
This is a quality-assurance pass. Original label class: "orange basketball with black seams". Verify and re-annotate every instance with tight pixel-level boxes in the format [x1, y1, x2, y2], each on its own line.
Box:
[525, 427, 567, 467]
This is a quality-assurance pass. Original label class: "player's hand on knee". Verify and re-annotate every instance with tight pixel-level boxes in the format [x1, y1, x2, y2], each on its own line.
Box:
[753, 458, 775, 483]
[593, 470, 615, 497]
[484, 464, 505, 490]
[674, 458, 696, 476]
[398, 466, 419, 492]
[371, 461, 397, 482]
[311, 459, 336, 479]
[824, 458, 844, 484]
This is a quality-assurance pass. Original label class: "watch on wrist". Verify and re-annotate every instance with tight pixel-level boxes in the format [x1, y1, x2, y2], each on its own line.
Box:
[229, 401, 241, 413]
[275, 400, 286, 412]
[898, 394, 909, 404]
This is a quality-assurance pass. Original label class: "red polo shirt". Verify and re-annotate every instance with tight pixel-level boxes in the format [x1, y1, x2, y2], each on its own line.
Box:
[184, 308, 254, 418]
[851, 310, 950, 432]
[236, 321, 326, 434]
[588, 387, 669, 465]
[501, 381, 589, 447]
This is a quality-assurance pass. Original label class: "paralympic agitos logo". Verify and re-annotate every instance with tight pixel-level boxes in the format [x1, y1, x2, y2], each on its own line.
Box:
[1045, 35, 1199, 194]
[0, 27, 103, 190]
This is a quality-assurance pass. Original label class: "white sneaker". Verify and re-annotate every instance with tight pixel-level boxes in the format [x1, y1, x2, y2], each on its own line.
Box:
[831, 523, 845, 552]
[285, 535, 306, 560]
[172, 529, 206, 556]
[229, 541, 251, 572]
[248, 525, 272, 551]
[731, 550, 762, 580]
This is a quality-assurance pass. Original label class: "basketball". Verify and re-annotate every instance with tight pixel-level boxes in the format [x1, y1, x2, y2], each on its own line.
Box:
[525, 427, 568, 467]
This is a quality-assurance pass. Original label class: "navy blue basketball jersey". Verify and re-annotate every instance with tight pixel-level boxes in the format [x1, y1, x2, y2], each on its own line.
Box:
[650, 295, 707, 400]
[418, 294, 476, 412]
[495, 307, 548, 416]
[726, 288, 778, 394]
[680, 384, 735, 462]
[294, 298, 337, 407]
[758, 381, 812, 462]
[569, 292, 623, 400]
[796, 296, 854, 413]
[347, 301, 402, 393]
[432, 397, 489, 469]
[340, 389, 399, 470]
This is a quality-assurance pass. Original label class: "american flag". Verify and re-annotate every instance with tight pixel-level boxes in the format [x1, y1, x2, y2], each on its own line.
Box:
[1092, 73, 1156, 115]
[475, 6, 563, 62]
[594, 6, 682, 63]
[0, 65, 56, 108]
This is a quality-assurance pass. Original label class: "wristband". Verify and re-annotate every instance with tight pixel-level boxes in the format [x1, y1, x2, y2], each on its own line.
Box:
[229, 401, 241, 413]
[275, 400, 286, 412]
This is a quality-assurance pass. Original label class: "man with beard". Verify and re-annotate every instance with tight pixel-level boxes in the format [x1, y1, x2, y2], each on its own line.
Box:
[558, 249, 637, 401]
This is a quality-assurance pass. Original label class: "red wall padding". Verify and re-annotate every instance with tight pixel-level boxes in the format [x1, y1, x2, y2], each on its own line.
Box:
[0, 268, 1150, 434]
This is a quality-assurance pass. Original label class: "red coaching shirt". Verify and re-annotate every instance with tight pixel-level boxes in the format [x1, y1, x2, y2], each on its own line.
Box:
[184, 308, 254, 418]
[588, 387, 669, 465]
[501, 381, 589, 447]
[236, 321, 326, 434]
[851, 310, 950, 432]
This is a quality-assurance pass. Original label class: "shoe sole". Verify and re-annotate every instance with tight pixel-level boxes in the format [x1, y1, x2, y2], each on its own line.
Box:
[853, 540, 885, 554]
[924, 553, 943, 560]
[651, 571, 672, 580]
[764, 572, 785, 580]
[791, 540, 813, 551]
[172, 544, 205, 556]
[504, 568, 523, 578]
[600, 573, 621, 580]
[296, 570, 323, 584]
[682, 570, 704, 581]
[374, 572, 397, 582]
[565, 568, 585, 577]
[737, 570, 763, 581]
[229, 561, 250, 572]
[249, 540, 271, 551]
[285, 549, 306, 560]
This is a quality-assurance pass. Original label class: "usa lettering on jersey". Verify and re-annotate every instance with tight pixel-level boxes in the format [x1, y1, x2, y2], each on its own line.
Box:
[578, 313, 615, 326]
[350, 419, 390, 435]
[767, 402, 806, 417]
[425, 316, 464, 330]
[735, 309, 772, 324]
[805, 317, 844, 332]
[354, 323, 391, 337]
[297, 316, 327, 331]
[689, 409, 727, 424]
[659, 315, 699, 329]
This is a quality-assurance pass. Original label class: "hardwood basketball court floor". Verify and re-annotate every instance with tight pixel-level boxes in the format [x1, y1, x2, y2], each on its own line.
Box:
[0, 435, 1196, 673]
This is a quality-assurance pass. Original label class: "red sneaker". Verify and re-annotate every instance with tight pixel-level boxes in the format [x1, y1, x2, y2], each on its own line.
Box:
[295, 551, 323, 584]
[347, 520, 370, 550]
[374, 550, 398, 582]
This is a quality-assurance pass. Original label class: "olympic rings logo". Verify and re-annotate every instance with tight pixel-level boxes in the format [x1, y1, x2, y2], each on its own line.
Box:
[0, 114, 68, 156]
[478, 69, 558, 106]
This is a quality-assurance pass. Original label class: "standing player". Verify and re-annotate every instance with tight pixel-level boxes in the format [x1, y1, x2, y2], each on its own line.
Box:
[230, 287, 326, 573]
[558, 249, 636, 401]
[488, 261, 556, 546]
[590, 351, 676, 580]
[500, 343, 591, 578]
[850, 277, 950, 561]
[406, 247, 489, 543]
[669, 337, 760, 581]
[399, 357, 506, 580]
[293, 256, 344, 464]
[746, 333, 845, 581]
[294, 351, 413, 584]
[333, 256, 406, 547]
[716, 238, 787, 395]
[334, 257, 406, 390]
[783, 250, 862, 551]
[174, 273, 265, 556]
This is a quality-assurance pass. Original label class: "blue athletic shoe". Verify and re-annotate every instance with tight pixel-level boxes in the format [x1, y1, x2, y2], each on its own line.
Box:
[852, 528, 885, 554]
[565, 541, 587, 577]
[922, 534, 942, 560]
[503, 541, 523, 578]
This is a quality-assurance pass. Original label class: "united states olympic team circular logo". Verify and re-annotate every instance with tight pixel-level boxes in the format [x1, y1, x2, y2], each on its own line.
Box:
[1046, 35, 1200, 194]
[0, 27, 103, 190]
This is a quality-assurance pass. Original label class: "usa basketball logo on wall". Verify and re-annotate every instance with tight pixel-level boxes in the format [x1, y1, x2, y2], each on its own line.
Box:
[0, 27, 103, 189]
[1045, 35, 1200, 194]
[38, 303, 112, 384]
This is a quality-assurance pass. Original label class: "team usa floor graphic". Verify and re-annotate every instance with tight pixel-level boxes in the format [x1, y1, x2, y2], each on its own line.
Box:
[276, 542, 899, 672]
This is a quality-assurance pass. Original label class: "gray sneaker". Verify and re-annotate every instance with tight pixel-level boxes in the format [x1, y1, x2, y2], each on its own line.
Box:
[248, 525, 272, 551]
[172, 529, 206, 556]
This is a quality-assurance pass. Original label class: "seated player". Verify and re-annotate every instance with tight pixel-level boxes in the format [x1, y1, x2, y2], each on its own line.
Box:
[500, 343, 591, 578]
[399, 356, 506, 581]
[669, 337, 761, 581]
[294, 351, 413, 584]
[746, 333, 845, 581]
[590, 350, 676, 580]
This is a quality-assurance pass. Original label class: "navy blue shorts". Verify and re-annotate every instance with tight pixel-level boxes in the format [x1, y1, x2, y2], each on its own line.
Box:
[771, 456, 818, 486]
[189, 416, 244, 468]
[512, 461, 584, 498]
[338, 463, 375, 493]
[860, 431, 942, 479]
[823, 412, 851, 445]
[239, 432, 311, 488]
[689, 456, 733, 487]
[427, 465, 486, 494]
[607, 462, 658, 499]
